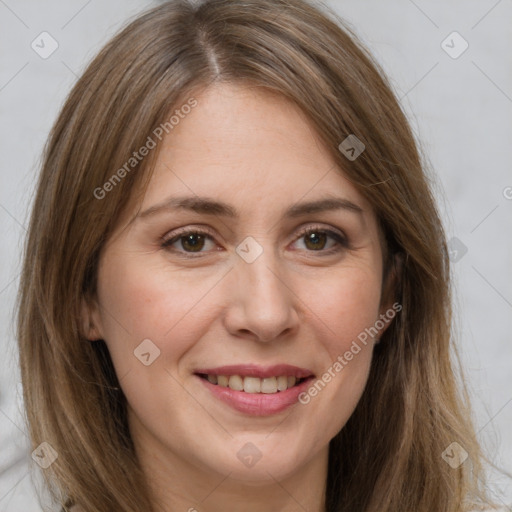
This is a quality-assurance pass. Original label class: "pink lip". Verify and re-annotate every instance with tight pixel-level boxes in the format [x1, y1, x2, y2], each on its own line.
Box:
[194, 364, 315, 416]
[194, 364, 314, 379]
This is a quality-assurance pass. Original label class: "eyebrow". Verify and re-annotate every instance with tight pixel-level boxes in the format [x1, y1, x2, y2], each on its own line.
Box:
[136, 195, 364, 221]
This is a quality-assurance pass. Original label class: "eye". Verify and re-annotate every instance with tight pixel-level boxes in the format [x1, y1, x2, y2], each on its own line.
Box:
[161, 225, 348, 258]
[161, 228, 217, 255]
[291, 226, 348, 253]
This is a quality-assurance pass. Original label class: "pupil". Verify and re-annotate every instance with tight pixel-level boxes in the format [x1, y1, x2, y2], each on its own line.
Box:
[305, 232, 326, 250]
[182, 234, 205, 252]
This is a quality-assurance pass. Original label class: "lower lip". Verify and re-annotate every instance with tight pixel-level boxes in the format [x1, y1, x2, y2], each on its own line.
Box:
[196, 375, 314, 416]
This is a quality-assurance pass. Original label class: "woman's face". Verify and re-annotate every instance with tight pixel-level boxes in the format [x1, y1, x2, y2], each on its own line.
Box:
[88, 83, 392, 486]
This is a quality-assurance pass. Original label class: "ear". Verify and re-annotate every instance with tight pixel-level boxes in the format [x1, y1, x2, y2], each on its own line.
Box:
[80, 295, 104, 341]
[376, 252, 404, 340]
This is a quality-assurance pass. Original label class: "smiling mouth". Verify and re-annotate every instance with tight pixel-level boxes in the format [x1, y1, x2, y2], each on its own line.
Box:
[194, 364, 315, 415]
[196, 373, 308, 394]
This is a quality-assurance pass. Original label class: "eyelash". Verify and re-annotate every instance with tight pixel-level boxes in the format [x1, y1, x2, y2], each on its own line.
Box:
[160, 225, 349, 258]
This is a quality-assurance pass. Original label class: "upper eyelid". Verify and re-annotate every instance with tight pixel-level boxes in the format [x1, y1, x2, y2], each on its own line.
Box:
[294, 224, 345, 239]
[161, 225, 217, 243]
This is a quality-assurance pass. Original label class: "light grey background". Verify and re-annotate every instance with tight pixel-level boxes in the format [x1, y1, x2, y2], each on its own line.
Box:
[1, 0, 511, 510]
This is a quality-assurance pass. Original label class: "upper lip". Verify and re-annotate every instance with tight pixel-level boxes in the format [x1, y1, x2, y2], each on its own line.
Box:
[194, 364, 315, 379]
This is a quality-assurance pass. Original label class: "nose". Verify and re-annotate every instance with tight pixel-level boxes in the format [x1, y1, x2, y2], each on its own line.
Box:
[223, 253, 299, 343]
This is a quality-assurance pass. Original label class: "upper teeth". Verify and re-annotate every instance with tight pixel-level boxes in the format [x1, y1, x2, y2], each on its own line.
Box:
[206, 375, 299, 394]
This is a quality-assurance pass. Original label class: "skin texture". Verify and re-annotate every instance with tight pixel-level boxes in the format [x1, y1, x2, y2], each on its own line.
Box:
[85, 83, 394, 512]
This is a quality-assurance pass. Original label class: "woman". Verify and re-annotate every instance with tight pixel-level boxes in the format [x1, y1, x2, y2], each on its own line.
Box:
[17, 0, 498, 510]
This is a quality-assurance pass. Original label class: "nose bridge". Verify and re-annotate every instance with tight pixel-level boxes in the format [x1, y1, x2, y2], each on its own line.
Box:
[243, 256, 284, 301]
[225, 241, 298, 341]
[235, 234, 281, 291]
[240, 249, 289, 308]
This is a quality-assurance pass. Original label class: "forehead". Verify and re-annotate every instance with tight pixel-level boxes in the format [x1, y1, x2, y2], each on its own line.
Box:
[179, 84, 318, 150]
[139, 82, 372, 217]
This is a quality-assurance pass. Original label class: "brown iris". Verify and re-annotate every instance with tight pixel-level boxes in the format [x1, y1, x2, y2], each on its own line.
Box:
[180, 233, 206, 252]
[304, 231, 327, 250]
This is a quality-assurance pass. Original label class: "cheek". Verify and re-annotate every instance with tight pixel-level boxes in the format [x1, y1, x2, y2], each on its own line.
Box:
[302, 264, 382, 357]
[292, 266, 381, 441]
[95, 253, 225, 377]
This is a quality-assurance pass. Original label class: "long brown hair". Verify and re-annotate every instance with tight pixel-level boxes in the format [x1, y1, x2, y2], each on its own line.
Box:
[17, 0, 494, 510]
